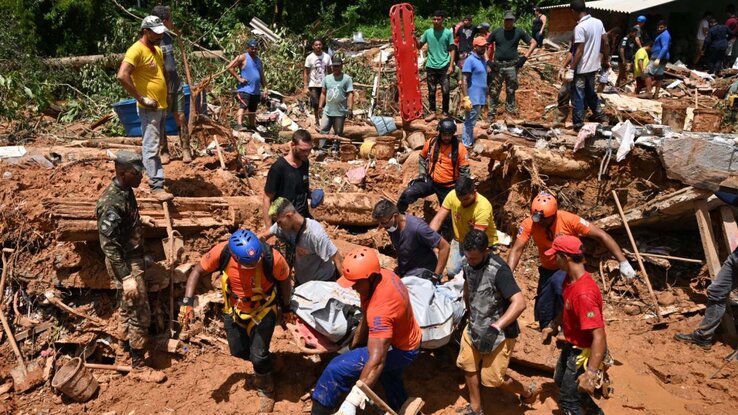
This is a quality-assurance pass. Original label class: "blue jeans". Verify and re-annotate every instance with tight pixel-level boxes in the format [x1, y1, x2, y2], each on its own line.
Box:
[311, 347, 419, 410]
[535, 267, 567, 329]
[571, 71, 602, 128]
[554, 343, 603, 415]
[139, 107, 166, 189]
[695, 247, 738, 340]
[462, 105, 483, 147]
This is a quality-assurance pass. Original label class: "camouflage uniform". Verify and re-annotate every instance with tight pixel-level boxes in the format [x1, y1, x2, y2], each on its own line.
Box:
[96, 179, 150, 351]
[488, 59, 519, 115]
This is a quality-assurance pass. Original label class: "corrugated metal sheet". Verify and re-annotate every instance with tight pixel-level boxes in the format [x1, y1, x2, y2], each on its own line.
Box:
[541, 0, 677, 13]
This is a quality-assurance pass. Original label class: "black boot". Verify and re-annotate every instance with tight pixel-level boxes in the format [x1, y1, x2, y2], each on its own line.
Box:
[253, 372, 275, 413]
[310, 399, 333, 415]
[130, 347, 146, 368]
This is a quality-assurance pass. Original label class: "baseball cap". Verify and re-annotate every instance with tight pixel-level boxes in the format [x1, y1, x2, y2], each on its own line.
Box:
[473, 37, 487, 47]
[113, 150, 145, 173]
[637, 15, 647, 23]
[504, 10, 516, 20]
[141, 15, 168, 34]
[544, 235, 584, 257]
[331, 56, 343, 65]
[246, 39, 258, 48]
[478, 22, 491, 30]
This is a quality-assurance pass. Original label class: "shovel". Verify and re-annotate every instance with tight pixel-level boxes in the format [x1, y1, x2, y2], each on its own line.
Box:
[0, 249, 43, 392]
[161, 201, 184, 336]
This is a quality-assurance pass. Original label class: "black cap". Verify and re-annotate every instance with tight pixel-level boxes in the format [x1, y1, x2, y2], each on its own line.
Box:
[331, 56, 343, 65]
[113, 150, 145, 173]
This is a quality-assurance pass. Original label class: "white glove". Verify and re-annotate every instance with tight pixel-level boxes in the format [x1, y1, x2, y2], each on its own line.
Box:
[140, 96, 157, 108]
[122, 277, 140, 301]
[336, 384, 368, 415]
[564, 69, 575, 82]
[619, 260, 636, 280]
[654, 59, 661, 67]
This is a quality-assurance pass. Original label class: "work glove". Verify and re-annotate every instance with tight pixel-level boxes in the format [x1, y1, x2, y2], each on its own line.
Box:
[516, 55, 528, 69]
[576, 369, 599, 395]
[619, 260, 636, 280]
[140, 215, 156, 227]
[310, 189, 325, 209]
[178, 305, 194, 325]
[139, 96, 158, 108]
[654, 59, 661, 67]
[122, 277, 140, 301]
[336, 384, 368, 415]
[564, 69, 575, 82]
[461, 96, 473, 112]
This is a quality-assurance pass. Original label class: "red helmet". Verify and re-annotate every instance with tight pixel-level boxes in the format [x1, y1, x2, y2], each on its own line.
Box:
[531, 192, 558, 223]
[338, 247, 381, 288]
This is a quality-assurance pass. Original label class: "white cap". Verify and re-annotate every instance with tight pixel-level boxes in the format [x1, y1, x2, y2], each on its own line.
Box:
[141, 16, 167, 34]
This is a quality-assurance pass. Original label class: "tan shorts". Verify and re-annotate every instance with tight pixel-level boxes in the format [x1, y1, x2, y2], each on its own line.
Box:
[456, 328, 516, 387]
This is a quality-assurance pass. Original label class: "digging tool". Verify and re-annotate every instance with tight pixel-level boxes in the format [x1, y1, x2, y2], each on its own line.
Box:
[212, 136, 239, 184]
[708, 348, 738, 379]
[161, 201, 184, 337]
[612, 191, 664, 325]
[85, 363, 132, 372]
[355, 380, 425, 415]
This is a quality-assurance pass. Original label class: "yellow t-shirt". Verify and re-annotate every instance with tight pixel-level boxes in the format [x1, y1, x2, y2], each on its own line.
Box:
[442, 190, 498, 246]
[123, 41, 168, 110]
[633, 47, 649, 78]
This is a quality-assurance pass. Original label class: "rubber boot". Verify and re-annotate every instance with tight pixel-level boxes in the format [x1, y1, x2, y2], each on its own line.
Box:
[129, 348, 167, 383]
[180, 125, 192, 163]
[310, 399, 333, 415]
[253, 372, 275, 413]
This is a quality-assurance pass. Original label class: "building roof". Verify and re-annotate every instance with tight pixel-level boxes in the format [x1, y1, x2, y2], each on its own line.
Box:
[541, 0, 677, 14]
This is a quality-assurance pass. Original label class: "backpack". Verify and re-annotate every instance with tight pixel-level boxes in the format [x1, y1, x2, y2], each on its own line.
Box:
[427, 136, 460, 186]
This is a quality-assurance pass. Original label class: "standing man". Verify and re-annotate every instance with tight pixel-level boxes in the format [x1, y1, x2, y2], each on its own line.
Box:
[261, 197, 342, 286]
[372, 199, 450, 281]
[477, 23, 491, 40]
[648, 20, 671, 99]
[616, 27, 638, 87]
[180, 229, 292, 412]
[548, 235, 608, 415]
[486, 11, 537, 118]
[506, 192, 635, 330]
[227, 39, 268, 130]
[695, 12, 712, 66]
[633, 40, 653, 95]
[461, 37, 488, 149]
[532, 7, 548, 49]
[151, 5, 191, 163]
[726, 6, 738, 68]
[310, 248, 422, 415]
[569, 0, 609, 131]
[304, 39, 332, 126]
[675, 247, 738, 349]
[418, 10, 455, 122]
[456, 230, 540, 415]
[554, 36, 577, 127]
[704, 18, 731, 74]
[396, 118, 470, 231]
[262, 129, 319, 228]
[319, 56, 354, 153]
[634, 15, 648, 48]
[429, 177, 498, 277]
[96, 151, 163, 382]
[455, 15, 478, 69]
[117, 16, 172, 200]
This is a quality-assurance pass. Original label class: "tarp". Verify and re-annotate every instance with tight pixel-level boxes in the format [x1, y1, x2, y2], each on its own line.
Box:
[541, 0, 677, 13]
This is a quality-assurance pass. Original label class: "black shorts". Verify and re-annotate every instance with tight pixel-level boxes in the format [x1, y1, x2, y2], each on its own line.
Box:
[308, 87, 322, 109]
[237, 92, 260, 112]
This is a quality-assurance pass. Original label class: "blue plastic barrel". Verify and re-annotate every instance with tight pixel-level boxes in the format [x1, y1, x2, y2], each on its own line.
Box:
[370, 115, 397, 136]
[111, 84, 207, 137]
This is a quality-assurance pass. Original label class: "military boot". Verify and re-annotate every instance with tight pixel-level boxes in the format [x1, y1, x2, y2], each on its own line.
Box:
[253, 372, 275, 413]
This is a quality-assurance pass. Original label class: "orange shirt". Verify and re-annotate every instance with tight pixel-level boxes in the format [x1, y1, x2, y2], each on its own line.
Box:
[364, 269, 422, 351]
[200, 241, 289, 299]
[420, 139, 469, 186]
[517, 210, 592, 270]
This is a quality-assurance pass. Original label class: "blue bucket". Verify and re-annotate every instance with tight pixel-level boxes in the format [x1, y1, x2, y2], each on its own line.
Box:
[370, 115, 397, 136]
[112, 84, 208, 137]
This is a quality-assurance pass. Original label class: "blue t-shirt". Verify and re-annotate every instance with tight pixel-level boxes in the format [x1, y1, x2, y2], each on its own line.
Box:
[462, 53, 487, 106]
[238, 53, 262, 95]
[651, 29, 671, 61]
[390, 215, 442, 276]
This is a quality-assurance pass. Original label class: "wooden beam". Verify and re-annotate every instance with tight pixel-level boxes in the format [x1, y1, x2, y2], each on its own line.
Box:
[695, 199, 721, 278]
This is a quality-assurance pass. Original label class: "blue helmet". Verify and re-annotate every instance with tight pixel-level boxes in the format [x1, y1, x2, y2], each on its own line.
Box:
[228, 229, 262, 265]
[637, 15, 646, 23]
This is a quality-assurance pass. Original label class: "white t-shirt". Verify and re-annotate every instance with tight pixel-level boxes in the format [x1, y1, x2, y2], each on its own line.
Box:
[304, 52, 332, 88]
[697, 19, 709, 41]
[574, 14, 606, 74]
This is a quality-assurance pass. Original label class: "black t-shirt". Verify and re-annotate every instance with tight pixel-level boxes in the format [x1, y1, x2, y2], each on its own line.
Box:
[619, 36, 638, 62]
[487, 254, 522, 338]
[160, 33, 181, 94]
[456, 25, 478, 54]
[487, 27, 532, 62]
[264, 157, 310, 217]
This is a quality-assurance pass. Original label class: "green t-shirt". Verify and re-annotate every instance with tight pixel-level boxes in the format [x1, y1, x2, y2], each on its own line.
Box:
[487, 27, 532, 62]
[322, 73, 354, 117]
[421, 27, 453, 69]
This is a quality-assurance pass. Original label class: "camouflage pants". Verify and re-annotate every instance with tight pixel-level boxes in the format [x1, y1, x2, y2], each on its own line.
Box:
[106, 257, 150, 350]
[555, 80, 572, 124]
[488, 61, 519, 114]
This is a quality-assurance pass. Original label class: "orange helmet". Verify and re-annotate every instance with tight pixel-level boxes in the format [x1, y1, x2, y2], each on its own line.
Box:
[338, 247, 381, 288]
[531, 192, 558, 223]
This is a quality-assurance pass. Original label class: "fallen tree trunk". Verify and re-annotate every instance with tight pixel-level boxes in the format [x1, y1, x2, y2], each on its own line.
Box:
[46, 193, 382, 241]
[44, 50, 225, 69]
[475, 139, 593, 179]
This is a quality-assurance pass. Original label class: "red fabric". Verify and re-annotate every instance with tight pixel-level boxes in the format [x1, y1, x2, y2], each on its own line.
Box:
[562, 273, 605, 348]
[364, 269, 422, 350]
[727, 16, 738, 36]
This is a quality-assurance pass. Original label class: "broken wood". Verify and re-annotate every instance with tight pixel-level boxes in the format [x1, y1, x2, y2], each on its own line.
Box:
[476, 140, 593, 179]
[14, 321, 53, 342]
[638, 253, 703, 264]
[43, 50, 225, 69]
[44, 292, 106, 326]
[84, 363, 132, 372]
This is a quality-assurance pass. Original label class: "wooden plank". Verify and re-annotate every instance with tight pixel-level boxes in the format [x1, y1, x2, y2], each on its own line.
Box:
[695, 199, 721, 278]
[719, 206, 738, 251]
[14, 322, 53, 342]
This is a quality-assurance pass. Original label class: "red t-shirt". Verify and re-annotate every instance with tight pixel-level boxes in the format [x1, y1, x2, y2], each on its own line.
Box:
[364, 269, 422, 351]
[562, 272, 605, 348]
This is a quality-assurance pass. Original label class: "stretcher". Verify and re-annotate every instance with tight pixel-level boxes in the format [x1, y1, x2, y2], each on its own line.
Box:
[390, 3, 423, 122]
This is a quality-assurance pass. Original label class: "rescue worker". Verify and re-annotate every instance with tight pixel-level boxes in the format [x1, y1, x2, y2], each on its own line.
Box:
[506, 192, 635, 330]
[310, 248, 422, 415]
[396, 118, 471, 237]
[96, 151, 164, 382]
[179, 229, 293, 413]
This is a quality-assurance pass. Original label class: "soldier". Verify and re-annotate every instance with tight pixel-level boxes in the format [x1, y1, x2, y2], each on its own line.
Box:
[96, 151, 164, 382]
